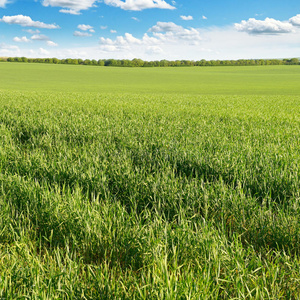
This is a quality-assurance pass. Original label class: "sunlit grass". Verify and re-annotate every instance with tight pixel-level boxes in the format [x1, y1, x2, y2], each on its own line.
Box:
[1, 63, 300, 95]
[0, 65, 300, 298]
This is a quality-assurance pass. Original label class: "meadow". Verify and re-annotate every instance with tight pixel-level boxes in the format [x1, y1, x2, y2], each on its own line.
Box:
[0, 63, 300, 299]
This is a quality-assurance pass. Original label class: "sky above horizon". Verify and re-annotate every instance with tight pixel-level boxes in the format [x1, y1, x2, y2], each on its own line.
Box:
[0, 0, 300, 60]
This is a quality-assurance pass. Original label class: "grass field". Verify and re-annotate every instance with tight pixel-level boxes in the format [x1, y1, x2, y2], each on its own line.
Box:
[2, 63, 300, 95]
[0, 63, 300, 299]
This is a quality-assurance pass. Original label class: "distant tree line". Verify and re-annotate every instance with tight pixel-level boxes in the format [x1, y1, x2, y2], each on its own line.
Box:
[1, 56, 299, 67]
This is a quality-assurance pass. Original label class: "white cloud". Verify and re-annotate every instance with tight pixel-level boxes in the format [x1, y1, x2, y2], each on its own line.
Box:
[0, 43, 21, 57]
[100, 26, 107, 30]
[47, 40, 58, 46]
[150, 21, 184, 32]
[59, 9, 81, 15]
[73, 31, 92, 37]
[110, 29, 117, 33]
[0, 0, 10, 8]
[31, 34, 50, 41]
[3, 13, 300, 62]
[198, 25, 300, 60]
[289, 14, 300, 26]
[100, 45, 118, 52]
[180, 15, 193, 21]
[146, 45, 163, 54]
[103, 0, 175, 11]
[78, 24, 94, 31]
[1, 15, 59, 29]
[99, 22, 202, 54]
[39, 47, 50, 55]
[141, 33, 160, 44]
[100, 32, 161, 49]
[24, 29, 40, 34]
[13, 36, 31, 43]
[42, 0, 97, 14]
[202, 15, 207, 20]
[235, 17, 294, 34]
[6, 24, 299, 61]
[149, 22, 202, 43]
[0, 43, 18, 50]
[124, 33, 142, 44]
[131, 17, 140, 21]
[99, 22, 203, 57]
[99, 33, 144, 49]
[96, 19, 300, 60]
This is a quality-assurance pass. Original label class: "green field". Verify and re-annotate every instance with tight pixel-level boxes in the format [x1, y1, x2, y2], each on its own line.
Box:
[0, 63, 300, 299]
[2, 63, 300, 95]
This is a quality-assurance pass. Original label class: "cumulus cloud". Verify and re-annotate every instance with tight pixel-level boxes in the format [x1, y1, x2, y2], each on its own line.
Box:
[13, 36, 31, 43]
[202, 15, 207, 20]
[14, 33, 57, 47]
[110, 29, 117, 33]
[31, 34, 50, 41]
[235, 17, 294, 34]
[150, 21, 183, 32]
[42, 0, 174, 13]
[99, 33, 150, 52]
[99, 22, 202, 52]
[289, 14, 300, 26]
[180, 15, 193, 21]
[1, 15, 59, 29]
[99, 21, 202, 55]
[74, 24, 95, 36]
[78, 24, 94, 32]
[73, 31, 92, 37]
[103, 0, 175, 11]
[149, 21, 202, 43]
[100, 32, 145, 48]
[42, 0, 97, 14]
[47, 40, 58, 46]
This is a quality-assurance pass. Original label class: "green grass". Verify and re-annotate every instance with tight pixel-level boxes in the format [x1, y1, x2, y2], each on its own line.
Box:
[1, 62, 300, 95]
[0, 63, 300, 299]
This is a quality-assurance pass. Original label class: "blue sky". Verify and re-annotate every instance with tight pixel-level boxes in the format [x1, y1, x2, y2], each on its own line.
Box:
[0, 0, 300, 60]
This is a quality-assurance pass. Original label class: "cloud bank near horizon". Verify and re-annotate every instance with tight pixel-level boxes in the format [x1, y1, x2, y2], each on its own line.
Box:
[0, 1, 300, 60]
